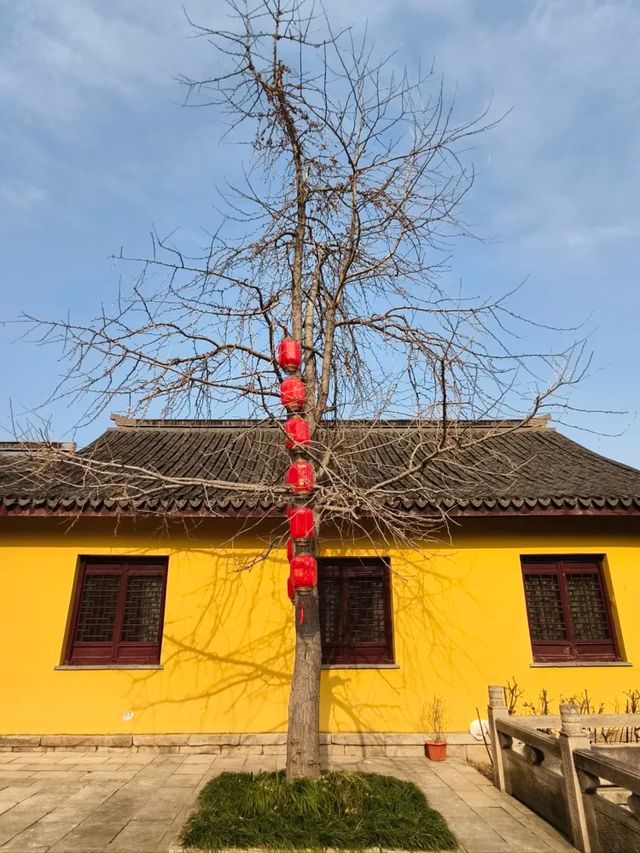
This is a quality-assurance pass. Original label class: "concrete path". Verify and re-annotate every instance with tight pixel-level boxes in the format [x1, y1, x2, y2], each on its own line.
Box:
[364, 756, 576, 853]
[0, 750, 576, 852]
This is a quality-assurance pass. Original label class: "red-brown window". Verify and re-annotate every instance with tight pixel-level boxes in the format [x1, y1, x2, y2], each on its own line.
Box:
[64, 557, 168, 666]
[318, 557, 394, 665]
[521, 556, 618, 663]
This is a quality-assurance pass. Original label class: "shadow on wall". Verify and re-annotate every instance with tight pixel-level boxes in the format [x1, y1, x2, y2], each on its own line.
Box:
[313, 521, 510, 734]
[109, 516, 513, 735]
[125, 526, 295, 733]
[13, 513, 623, 735]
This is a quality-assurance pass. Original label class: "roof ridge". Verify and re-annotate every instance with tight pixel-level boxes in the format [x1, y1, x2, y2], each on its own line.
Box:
[0, 441, 76, 454]
[110, 414, 552, 431]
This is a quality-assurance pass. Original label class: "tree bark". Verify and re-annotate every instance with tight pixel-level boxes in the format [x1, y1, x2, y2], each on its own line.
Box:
[285, 588, 322, 780]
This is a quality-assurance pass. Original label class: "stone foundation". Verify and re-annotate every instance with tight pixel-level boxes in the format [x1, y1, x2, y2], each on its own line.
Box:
[0, 732, 488, 762]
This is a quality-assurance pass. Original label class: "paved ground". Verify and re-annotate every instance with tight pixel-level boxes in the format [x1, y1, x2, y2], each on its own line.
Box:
[0, 750, 576, 852]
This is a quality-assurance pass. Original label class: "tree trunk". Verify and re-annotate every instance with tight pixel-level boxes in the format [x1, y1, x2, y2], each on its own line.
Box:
[285, 587, 322, 780]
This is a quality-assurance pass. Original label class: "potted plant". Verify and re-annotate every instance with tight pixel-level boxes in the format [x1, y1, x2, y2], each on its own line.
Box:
[421, 696, 448, 761]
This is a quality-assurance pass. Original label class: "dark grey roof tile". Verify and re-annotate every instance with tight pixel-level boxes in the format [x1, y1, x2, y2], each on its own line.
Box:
[2, 418, 640, 515]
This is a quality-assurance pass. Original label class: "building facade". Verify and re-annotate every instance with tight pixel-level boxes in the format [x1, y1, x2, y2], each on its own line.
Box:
[2, 419, 639, 757]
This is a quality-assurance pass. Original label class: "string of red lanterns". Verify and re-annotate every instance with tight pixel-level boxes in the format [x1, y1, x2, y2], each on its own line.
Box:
[277, 337, 317, 603]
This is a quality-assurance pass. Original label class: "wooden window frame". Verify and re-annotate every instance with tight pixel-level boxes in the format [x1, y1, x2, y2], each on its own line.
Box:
[521, 556, 618, 663]
[318, 557, 394, 666]
[64, 557, 168, 666]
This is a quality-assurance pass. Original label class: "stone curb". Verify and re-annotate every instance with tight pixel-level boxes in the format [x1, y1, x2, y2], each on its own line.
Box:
[170, 847, 464, 853]
[0, 732, 484, 763]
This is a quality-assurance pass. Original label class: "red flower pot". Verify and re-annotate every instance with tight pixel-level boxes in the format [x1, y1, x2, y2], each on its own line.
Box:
[424, 741, 447, 761]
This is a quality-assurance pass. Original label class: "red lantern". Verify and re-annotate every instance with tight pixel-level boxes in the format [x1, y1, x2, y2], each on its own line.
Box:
[289, 507, 315, 540]
[280, 377, 305, 411]
[290, 555, 317, 588]
[277, 338, 302, 373]
[284, 416, 310, 449]
[287, 574, 295, 602]
[287, 537, 295, 562]
[286, 460, 315, 494]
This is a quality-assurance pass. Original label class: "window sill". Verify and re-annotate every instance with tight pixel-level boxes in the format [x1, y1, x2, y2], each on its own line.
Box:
[321, 664, 399, 670]
[530, 661, 632, 668]
[54, 665, 164, 671]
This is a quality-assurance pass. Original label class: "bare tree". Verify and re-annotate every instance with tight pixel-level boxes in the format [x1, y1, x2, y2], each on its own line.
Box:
[21, 0, 585, 780]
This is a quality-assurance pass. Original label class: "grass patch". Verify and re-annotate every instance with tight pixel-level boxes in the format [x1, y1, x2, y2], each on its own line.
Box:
[180, 770, 457, 850]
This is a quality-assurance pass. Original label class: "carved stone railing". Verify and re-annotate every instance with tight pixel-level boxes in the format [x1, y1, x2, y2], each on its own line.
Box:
[574, 748, 640, 853]
[488, 686, 569, 837]
[487, 685, 640, 853]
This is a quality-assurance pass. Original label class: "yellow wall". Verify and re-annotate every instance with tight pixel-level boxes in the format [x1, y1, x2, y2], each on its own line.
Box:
[1, 514, 639, 735]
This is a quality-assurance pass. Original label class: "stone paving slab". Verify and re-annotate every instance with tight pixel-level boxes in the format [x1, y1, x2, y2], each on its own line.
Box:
[358, 758, 577, 853]
[0, 750, 577, 852]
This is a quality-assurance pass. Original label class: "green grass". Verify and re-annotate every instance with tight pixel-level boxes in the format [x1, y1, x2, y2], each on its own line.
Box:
[180, 770, 457, 851]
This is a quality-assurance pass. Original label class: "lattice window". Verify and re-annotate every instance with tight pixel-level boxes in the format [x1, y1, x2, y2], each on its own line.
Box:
[348, 577, 386, 644]
[121, 575, 164, 643]
[523, 574, 566, 641]
[75, 575, 120, 642]
[65, 558, 168, 666]
[319, 578, 342, 646]
[521, 557, 617, 662]
[567, 573, 610, 641]
[318, 558, 393, 665]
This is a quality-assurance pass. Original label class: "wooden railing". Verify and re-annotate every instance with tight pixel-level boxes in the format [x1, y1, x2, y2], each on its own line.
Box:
[488, 685, 640, 853]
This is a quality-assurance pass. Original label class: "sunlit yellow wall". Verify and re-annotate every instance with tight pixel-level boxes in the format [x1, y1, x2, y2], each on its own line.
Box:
[1, 515, 639, 735]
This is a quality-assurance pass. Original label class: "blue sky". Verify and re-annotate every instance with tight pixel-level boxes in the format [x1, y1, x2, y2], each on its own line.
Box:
[1, 0, 639, 466]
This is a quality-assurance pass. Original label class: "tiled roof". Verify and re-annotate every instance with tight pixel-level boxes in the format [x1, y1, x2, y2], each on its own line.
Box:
[2, 417, 640, 516]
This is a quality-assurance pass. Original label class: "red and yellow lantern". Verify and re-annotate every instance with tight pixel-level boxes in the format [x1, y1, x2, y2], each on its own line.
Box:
[284, 416, 310, 449]
[288, 507, 315, 540]
[286, 459, 315, 494]
[287, 574, 295, 602]
[280, 377, 306, 411]
[277, 338, 302, 373]
[290, 554, 317, 589]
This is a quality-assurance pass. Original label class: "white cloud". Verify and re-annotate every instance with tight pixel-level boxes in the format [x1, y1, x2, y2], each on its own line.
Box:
[0, 1, 225, 128]
[0, 179, 48, 211]
[409, 0, 640, 272]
